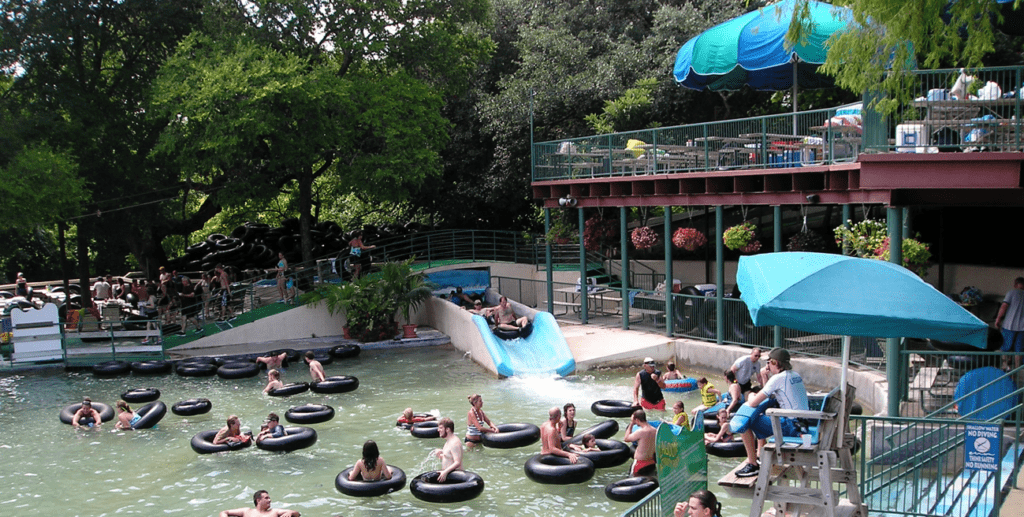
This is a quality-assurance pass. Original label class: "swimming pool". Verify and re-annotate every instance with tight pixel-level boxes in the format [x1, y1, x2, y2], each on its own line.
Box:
[0, 345, 751, 516]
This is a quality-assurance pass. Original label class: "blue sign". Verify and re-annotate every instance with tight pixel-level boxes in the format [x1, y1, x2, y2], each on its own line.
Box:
[964, 423, 1001, 472]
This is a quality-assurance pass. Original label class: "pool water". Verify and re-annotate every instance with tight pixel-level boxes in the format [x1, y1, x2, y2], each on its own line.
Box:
[0, 345, 751, 516]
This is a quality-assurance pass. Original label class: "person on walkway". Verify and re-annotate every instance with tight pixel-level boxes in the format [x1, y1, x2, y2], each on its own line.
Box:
[14, 272, 29, 299]
[349, 440, 392, 481]
[92, 276, 112, 301]
[465, 393, 498, 449]
[675, 489, 723, 517]
[735, 348, 808, 478]
[541, 406, 578, 463]
[633, 357, 666, 411]
[433, 417, 464, 482]
[273, 253, 290, 303]
[730, 347, 762, 394]
[348, 230, 375, 279]
[178, 276, 204, 336]
[263, 369, 284, 394]
[623, 409, 657, 476]
[304, 351, 325, 383]
[215, 264, 232, 321]
[219, 490, 299, 517]
[996, 277, 1024, 371]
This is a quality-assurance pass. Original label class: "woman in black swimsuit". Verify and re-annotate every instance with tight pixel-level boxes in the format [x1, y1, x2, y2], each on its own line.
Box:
[560, 402, 577, 443]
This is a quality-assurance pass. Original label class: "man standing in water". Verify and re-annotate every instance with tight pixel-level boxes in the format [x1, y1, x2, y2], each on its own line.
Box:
[540, 407, 578, 463]
[432, 417, 464, 482]
[219, 489, 299, 517]
[623, 409, 657, 476]
[633, 357, 666, 410]
[304, 351, 326, 383]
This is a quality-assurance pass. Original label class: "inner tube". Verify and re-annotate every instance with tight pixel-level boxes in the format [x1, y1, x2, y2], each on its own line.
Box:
[131, 401, 167, 429]
[285, 404, 335, 424]
[330, 344, 361, 359]
[705, 438, 746, 458]
[663, 377, 699, 393]
[191, 429, 252, 454]
[121, 388, 160, 404]
[409, 470, 486, 503]
[524, 454, 595, 485]
[172, 398, 213, 416]
[217, 362, 260, 379]
[568, 420, 620, 443]
[60, 402, 115, 425]
[308, 350, 333, 366]
[335, 466, 407, 497]
[176, 362, 218, 377]
[480, 423, 541, 449]
[93, 360, 131, 377]
[130, 360, 173, 375]
[604, 476, 659, 503]
[310, 375, 359, 394]
[574, 439, 632, 469]
[410, 421, 440, 439]
[269, 382, 310, 397]
[591, 400, 639, 418]
[492, 322, 534, 340]
[255, 426, 317, 452]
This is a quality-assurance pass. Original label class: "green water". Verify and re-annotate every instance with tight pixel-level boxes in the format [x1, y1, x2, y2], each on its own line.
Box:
[0, 345, 752, 516]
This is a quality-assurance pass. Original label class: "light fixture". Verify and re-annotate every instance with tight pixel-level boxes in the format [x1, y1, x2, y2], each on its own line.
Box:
[805, 194, 820, 205]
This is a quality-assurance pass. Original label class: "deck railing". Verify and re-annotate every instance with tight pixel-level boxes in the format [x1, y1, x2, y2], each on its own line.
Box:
[533, 66, 1024, 182]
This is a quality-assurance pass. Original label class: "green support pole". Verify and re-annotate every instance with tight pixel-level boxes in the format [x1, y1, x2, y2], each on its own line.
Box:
[842, 205, 852, 255]
[887, 207, 904, 416]
[579, 207, 588, 324]
[665, 206, 674, 337]
[545, 208, 553, 314]
[716, 206, 724, 345]
[621, 207, 630, 330]
[773, 205, 783, 349]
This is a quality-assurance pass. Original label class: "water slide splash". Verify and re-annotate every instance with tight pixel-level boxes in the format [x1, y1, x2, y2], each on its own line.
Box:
[471, 312, 575, 378]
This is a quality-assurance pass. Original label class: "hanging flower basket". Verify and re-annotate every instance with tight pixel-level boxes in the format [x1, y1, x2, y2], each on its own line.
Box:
[584, 216, 617, 252]
[672, 227, 707, 252]
[631, 226, 658, 250]
[723, 221, 757, 251]
[787, 230, 829, 252]
[739, 240, 762, 254]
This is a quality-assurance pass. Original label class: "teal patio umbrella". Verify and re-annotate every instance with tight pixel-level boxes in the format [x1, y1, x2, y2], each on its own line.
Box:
[736, 252, 988, 437]
[673, 0, 854, 132]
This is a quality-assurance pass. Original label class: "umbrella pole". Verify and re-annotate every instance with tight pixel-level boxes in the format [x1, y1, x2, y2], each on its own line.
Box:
[792, 60, 798, 135]
[838, 335, 851, 447]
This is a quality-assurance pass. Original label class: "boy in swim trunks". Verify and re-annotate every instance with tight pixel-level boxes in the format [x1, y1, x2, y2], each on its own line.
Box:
[623, 409, 657, 476]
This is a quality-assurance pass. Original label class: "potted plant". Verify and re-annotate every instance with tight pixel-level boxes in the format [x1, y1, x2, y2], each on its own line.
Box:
[546, 217, 578, 245]
[583, 216, 616, 252]
[631, 226, 658, 250]
[302, 259, 434, 342]
[787, 229, 829, 252]
[833, 219, 933, 277]
[672, 227, 707, 252]
[723, 221, 759, 252]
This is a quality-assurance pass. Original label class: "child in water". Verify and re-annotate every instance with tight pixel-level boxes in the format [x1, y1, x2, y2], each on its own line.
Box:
[568, 434, 600, 452]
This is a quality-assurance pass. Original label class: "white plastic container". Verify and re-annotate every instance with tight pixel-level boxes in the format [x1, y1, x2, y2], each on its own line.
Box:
[896, 124, 926, 153]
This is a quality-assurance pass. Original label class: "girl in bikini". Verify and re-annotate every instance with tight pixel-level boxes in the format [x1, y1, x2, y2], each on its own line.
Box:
[348, 440, 392, 481]
[560, 402, 577, 444]
[465, 394, 497, 449]
[114, 400, 137, 430]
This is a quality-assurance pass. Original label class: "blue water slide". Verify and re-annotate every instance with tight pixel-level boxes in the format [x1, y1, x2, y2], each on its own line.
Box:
[471, 312, 576, 378]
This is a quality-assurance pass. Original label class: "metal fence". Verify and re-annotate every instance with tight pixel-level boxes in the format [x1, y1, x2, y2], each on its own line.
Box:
[534, 65, 1024, 182]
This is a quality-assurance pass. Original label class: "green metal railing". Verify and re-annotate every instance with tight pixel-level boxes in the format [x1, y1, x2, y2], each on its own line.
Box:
[534, 65, 1024, 182]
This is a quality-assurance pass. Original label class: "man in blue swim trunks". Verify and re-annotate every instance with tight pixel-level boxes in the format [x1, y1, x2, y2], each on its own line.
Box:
[735, 348, 808, 478]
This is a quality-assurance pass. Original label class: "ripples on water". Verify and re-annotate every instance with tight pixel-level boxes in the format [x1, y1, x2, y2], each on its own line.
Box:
[0, 345, 753, 516]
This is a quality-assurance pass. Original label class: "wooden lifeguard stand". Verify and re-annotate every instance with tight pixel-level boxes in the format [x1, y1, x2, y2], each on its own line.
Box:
[718, 385, 867, 517]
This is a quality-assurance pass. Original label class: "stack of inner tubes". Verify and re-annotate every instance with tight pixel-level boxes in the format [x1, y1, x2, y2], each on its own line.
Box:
[176, 357, 218, 377]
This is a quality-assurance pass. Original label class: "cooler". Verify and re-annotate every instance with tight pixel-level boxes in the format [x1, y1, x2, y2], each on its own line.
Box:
[896, 124, 925, 153]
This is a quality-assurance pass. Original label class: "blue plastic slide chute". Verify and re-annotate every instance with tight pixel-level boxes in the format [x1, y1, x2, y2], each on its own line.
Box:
[471, 312, 575, 378]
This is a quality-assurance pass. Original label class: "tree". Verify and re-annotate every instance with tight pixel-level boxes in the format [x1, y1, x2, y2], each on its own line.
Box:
[152, 0, 491, 262]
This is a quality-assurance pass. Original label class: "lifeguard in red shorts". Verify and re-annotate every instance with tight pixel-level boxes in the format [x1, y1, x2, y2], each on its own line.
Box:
[633, 357, 666, 411]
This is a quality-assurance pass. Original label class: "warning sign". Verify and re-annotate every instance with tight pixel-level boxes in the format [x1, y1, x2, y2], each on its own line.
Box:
[964, 423, 1001, 472]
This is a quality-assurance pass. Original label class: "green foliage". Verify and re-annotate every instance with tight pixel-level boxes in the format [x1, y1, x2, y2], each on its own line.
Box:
[723, 221, 757, 251]
[833, 219, 932, 276]
[301, 260, 435, 342]
[586, 78, 660, 134]
[546, 215, 578, 244]
[0, 143, 86, 230]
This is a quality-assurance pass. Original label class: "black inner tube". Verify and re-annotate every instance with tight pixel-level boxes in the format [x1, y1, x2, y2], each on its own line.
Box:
[409, 470, 486, 503]
[335, 466, 407, 497]
[172, 398, 212, 416]
[523, 454, 595, 485]
[285, 404, 335, 424]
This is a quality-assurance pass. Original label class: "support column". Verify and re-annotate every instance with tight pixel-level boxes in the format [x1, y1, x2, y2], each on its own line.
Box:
[715, 206, 724, 345]
[664, 206, 674, 337]
[886, 207, 904, 416]
[579, 207, 588, 324]
[545, 208, 553, 314]
[621, 207, 630, 330]
[773, 205, 783, 349]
